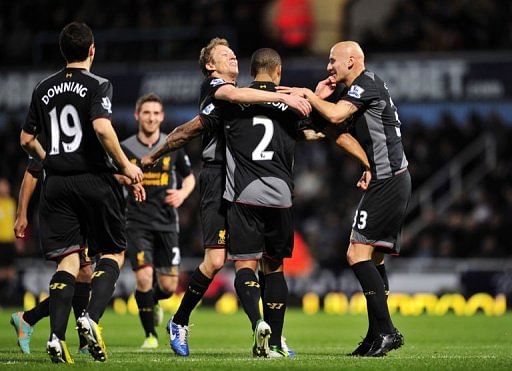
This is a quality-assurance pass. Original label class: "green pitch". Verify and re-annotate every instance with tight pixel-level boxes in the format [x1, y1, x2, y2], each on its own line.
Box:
[1, 308, 511, 370]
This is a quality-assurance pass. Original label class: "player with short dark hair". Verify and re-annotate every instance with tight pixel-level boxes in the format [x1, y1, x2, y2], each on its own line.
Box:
[20, 21, 143, 363]
[142, 37, 312, 357]
[279, 41, 410, 357]
[122, 93, 195, 349]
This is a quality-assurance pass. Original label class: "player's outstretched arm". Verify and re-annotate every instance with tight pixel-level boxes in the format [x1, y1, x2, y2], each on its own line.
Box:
[93, 118, 143, 184]
[141, 115, 204, 167]
[14, 168, 40, 238]
[277, 86, 357, 125]
[20, 131, 46, 161]
[215, 85, 312, 117]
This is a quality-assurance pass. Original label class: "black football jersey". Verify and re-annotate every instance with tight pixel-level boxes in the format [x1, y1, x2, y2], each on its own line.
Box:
[23, 67, 116, 174]
[121, 134, 192, 232]
[203, 81, 303, 208]
[340, 70, 408, 179]
[198, 77, 234, 165]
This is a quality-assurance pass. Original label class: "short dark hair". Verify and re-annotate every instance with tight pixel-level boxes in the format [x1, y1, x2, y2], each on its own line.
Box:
[250, 48, 281, 77]
[59, 22, 94, 63]
[135, 93, 163, 113]
[199, 38, 229, 76]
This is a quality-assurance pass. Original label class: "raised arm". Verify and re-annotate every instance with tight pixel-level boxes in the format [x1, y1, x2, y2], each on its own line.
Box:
[141, 115, 205, 167]
[93, 118, 143, 184]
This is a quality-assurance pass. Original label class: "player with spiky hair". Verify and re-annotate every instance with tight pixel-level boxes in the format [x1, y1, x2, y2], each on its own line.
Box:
[142, 37, 312, 357]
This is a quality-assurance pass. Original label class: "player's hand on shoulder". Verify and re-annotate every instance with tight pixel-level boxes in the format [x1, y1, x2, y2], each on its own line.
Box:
[357, 170, 371, 190]
[164, 189, 185, 208]
[315, 76, 336, 99]
[302, 129, 325, 141]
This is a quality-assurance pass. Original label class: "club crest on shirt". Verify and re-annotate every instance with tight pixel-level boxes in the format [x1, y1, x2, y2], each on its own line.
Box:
[347, 85, 365, 99]
[162, 156, 171, 171]
[210, 78, 225, 87]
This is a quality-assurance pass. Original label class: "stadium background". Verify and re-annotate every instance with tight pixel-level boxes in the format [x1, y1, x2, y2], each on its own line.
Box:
[0, 0, 511, 316]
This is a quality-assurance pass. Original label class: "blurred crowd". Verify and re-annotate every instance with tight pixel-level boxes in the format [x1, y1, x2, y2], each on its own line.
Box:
[2, 0, 511, 67]
[360, 0, 512, 52]
[0, 0, 312, 66]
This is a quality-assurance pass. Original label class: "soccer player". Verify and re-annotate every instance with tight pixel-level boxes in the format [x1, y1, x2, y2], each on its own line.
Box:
[10, 159, 92, 355]
[216, 47, 315, 358]
[279, 41, 411, 357]
[20, 22, 143, 363]
[121, 93, 195, 349]
[142, 38, 311, 357]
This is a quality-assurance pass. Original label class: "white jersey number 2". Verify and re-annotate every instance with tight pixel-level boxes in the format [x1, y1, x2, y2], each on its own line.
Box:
[49, 104, 83, 155]
[252, 116, 274, 161]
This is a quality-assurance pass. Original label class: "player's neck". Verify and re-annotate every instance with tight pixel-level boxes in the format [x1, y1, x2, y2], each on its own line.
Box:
[66, 60, 91, 71]
[213, 72, 236, 84]
[137, 130, 160, 147]
[344, 65, 365, 87]
[253, 73, 275, 85]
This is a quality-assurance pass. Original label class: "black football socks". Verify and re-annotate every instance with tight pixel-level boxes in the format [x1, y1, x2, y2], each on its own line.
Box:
[234, 268, 261, 330]
[351, 260, 394, 335]
[87, 258, 120, 323]
[72, 281, 91, 347]
[263, 272, 288, 347]
[173, 267, 212, 326]
[135, 289, 157, 337]
[49, 271, 76, 340]
[23, 297, 50, 326]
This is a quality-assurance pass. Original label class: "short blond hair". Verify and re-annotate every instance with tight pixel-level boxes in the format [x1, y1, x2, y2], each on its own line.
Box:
[199, 38, 229, 76]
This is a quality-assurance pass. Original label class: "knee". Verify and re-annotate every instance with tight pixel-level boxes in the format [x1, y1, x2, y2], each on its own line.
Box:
[159, 276, 178, 295]
[77, 265, 93, 283]
[201, 253, 225, 277]
[135, 268, 153, 291]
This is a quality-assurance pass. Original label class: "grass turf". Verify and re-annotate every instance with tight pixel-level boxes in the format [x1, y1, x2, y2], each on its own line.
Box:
[1, 308, 511, 370]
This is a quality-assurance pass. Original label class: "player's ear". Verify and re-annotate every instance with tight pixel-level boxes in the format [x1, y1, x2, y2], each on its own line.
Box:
[134, 110, 139, 122]
[205, 62, 216, 74]
[89, 44, 95, 59]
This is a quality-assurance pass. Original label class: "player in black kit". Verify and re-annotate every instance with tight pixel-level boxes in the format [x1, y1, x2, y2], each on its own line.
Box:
[280, 41, 411, 357]
[20, 22, 143, 363]
[141, 38, 312, 357]
[122, 93, 195, 349]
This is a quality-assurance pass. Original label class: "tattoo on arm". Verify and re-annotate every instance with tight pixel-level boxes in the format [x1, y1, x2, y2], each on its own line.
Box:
[150, 116, 204, 161]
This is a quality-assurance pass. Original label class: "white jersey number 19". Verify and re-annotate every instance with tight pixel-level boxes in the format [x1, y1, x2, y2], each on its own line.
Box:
[49, 104, 83, 155]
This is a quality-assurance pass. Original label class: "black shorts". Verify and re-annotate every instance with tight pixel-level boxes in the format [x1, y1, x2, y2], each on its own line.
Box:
[126, 228, 180, 275]
[199, 165, 227, 248]
[350, 169, 411, 255]
[39, 172, 126, 261]
[227, 202, 294, 261]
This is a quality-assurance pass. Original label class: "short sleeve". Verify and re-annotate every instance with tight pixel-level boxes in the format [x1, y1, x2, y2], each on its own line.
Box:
[199, 107, 222, 134]
[22, 90, 41, 135]
[90, 81, 113, 121]
[174, 149, 192, 177]
[26, 157, 43, 177]
[340, 74, 379, 108]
